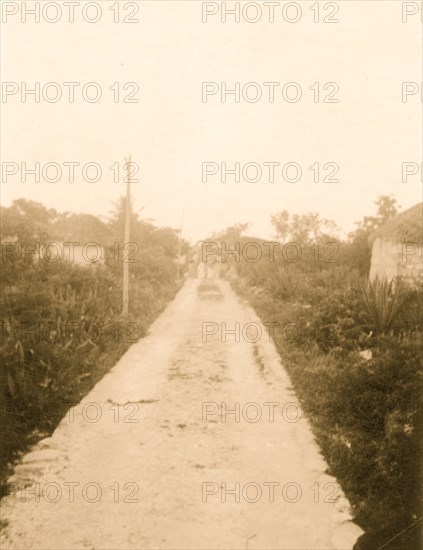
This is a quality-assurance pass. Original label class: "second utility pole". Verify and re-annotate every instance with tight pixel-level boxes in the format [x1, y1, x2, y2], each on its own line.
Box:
[176, 209, 184, 280]
[122, 155, 131, 316]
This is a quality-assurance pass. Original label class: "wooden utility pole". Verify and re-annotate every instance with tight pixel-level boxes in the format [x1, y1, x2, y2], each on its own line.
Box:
[122, 156, 131, 316]
[176, 209, 184, 280]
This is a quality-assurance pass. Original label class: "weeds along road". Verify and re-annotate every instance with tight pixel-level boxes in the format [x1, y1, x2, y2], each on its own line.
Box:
[1, 279, 363, 550]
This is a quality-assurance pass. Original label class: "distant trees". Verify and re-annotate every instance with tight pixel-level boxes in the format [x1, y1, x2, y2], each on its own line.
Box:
[269, 196, 400, 276]
[271, 211, 339, 245]
[1, 199, 57, 243]
[105, 195, 189, 281]
[1, 198, 189, 284]
[1, 199, 112, 246]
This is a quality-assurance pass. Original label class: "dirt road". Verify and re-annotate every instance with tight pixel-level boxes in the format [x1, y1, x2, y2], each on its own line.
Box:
[1, 279, 363, 549]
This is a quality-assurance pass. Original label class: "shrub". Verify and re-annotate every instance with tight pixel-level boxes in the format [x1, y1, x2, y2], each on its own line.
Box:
[359, 277, 407, 333]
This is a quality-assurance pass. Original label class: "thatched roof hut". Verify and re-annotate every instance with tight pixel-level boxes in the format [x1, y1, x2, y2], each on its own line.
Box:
[369, 203, 422, 286]
[370, 203, 422, 244]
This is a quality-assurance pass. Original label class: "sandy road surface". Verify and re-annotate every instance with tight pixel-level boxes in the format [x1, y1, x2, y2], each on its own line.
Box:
[1, 279, 363, 549]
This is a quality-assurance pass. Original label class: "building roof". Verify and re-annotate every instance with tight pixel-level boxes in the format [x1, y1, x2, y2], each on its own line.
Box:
[370, 203, 423, 244]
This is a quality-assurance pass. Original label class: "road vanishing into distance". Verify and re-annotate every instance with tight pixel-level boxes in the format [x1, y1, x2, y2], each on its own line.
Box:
[1, 279, 363, 550]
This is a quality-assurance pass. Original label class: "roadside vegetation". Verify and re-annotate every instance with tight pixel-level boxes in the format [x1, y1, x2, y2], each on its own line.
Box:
[0, 198, 187, 489]
[1, 195, 421, 548]
[216, 197, 422, 549]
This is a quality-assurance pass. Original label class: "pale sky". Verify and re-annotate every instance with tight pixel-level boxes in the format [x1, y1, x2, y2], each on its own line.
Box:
[1, 0, 422, 242]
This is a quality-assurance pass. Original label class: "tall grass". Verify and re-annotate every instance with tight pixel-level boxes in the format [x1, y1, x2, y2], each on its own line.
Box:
[0, 261, 179, 487]
[232, 263, 422, 545]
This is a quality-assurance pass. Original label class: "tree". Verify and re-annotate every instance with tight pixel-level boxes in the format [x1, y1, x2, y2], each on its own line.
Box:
[51, 213, 110, 244]
[270, 211, 290, 241]
[358, 195, 399, 234]
[1, 199, 58, 243]
[271, 211, 339, 244]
